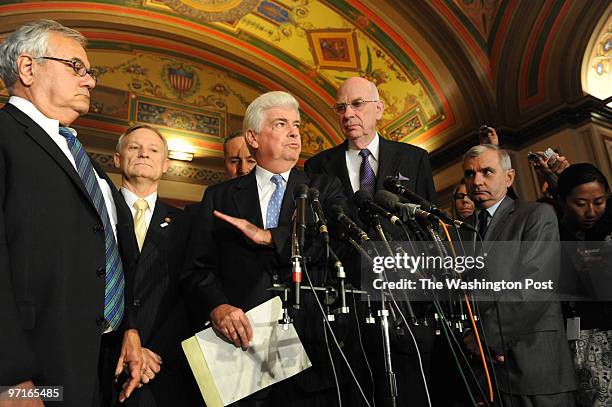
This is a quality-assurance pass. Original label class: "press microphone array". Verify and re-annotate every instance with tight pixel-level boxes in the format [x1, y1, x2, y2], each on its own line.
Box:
[353, 190, 403, 225]
[375, 190, 438, 223]
[307, 188, 329, 244]
[330, 204, 370, 242]
[383, 177, 477, 232]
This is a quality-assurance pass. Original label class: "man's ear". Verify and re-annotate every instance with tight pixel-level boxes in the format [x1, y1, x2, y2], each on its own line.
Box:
[16, 54, 35, 87]
[375, 99, 385, 120]
[161, 158, 170, 174]
[245, 129, 258, 150]
[506, 168, 516, 186]
[113, 153, 121, 169]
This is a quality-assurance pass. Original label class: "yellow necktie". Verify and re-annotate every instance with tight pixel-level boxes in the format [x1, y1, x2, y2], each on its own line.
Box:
[133, 198, 149, 251]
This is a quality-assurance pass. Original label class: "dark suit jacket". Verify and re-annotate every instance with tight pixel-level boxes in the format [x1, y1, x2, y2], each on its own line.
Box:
[183, 168, 349, 393]
[465, 196, 576, 395]
[117, 198, 200, 407]
[0, 103, 135, 406]
[304, 137, 436, 204]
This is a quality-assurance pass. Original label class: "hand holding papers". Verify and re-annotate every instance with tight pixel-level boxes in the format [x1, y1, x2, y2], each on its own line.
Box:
[182, 297, 311, 406]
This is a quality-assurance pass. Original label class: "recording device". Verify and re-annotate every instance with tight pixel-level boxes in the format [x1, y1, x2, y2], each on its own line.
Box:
[329, 205, 370, 242]
[527, 148, 555, 165]
[478, 124, 491, 143]
[307, 188, 329, 244]
[294, 184, 309, 249]
[353, 190, 402, 225]
[375, 190, 438, 222]
[382, 179, 477, 232]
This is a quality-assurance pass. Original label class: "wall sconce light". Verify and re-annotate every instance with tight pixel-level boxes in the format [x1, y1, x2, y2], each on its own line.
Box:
[168, 150, 194, 161]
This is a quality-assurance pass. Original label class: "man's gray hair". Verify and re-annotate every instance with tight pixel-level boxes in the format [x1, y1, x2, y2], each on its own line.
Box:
[463, 144, 513, 170]
[116, 124, 169, 157]
[243, 91, 299, 135]
[0, 20, 87, 92]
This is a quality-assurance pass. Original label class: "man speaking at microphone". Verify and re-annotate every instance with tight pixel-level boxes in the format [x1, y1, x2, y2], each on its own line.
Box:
[183, 91, 350, 406]
[305, 76, 437, 406]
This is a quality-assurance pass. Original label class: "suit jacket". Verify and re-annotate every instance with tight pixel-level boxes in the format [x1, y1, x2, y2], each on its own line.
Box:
[117, 198, 200, 407]
[304, 137, 436, 205]
[0, 103, 135, 406]
[183, 168, 349, 393]
[465, 196, 576, 395]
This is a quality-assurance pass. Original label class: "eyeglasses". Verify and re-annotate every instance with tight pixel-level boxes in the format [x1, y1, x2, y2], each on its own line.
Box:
[36, 56, 97, 83]
[332, 99, 378, 114]
[454, 193, 469, 200]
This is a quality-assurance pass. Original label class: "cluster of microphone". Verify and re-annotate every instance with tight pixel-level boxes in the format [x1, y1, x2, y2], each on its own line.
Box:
[288, 177, 476, 311]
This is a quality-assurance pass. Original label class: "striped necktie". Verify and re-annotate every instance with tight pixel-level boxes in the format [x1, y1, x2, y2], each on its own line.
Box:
[59, 127, 124, 331]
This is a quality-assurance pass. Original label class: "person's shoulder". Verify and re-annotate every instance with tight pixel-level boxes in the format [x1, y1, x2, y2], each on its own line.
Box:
[514, 199, 557, 220]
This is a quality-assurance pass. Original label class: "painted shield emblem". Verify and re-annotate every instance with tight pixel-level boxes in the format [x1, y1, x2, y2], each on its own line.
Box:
[167, 66, 194, 96]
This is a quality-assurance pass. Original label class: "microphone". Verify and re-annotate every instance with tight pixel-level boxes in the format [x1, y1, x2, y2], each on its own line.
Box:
[353, 190, 402, 225]
[307, 188, 329, 244]
[330, 205, 370, 242]
[383, 178, 477, 232]
[375, 190, 438, 222]
[294, 184, 309, 249]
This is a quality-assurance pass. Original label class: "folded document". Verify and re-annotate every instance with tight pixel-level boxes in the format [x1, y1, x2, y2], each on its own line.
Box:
[182, 296, 312, 406]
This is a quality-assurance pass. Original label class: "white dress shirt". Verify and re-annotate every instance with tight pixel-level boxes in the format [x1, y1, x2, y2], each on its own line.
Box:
[9, 96, 119, 239]
[121, 188, 157, 230]
[345, 134, 380, 193]
[255, 166, 291, 228]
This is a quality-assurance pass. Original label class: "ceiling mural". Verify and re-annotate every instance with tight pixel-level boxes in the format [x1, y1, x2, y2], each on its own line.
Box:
[0, 0, 604, 196]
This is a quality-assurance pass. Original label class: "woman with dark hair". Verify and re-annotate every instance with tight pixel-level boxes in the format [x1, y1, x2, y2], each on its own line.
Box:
[558, 163, 612, 407]
[452, 180, 475, 221]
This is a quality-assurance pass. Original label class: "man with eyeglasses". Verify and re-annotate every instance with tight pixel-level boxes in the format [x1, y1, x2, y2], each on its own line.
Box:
[305, 77, 437, 407]
[0, 20, 143, 406]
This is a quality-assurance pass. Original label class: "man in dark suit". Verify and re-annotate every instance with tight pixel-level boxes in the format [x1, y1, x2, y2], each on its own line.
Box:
[184, 91, 352, 406]
[304, 76, 435, 204]
[462, 144, 576, 406]
[304, 76, 436, 407]
[0, 20, 142, 406]
[112, 124, 200, 406]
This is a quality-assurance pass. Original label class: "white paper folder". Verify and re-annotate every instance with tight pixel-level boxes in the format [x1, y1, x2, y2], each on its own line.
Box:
[182, 296, 312, 406]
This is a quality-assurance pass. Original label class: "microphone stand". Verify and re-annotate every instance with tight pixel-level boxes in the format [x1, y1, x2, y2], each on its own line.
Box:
[291, 217, 302, 310]
[361, 209, 398, 407]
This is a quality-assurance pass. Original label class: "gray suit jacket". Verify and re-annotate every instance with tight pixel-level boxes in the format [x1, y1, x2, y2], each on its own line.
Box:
[467, 196, 576, 395]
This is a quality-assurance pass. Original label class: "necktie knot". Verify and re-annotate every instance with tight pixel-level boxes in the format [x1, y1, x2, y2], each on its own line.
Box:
[359, 149, 371, 158]
[271, 174, 284, 186]
[59, 127, 76, 144]
[133, 198, 149, 211]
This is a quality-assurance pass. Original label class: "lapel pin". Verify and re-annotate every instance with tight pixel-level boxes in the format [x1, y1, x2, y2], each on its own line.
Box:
[160, 217, 171, 228]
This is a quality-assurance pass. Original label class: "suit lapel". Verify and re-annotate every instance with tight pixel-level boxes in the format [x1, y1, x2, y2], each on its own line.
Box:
[326, 141, 353, 199]
[233, 170, 264, 227]
[376, 136, 400, 191]
[484, 196, 515, 252]
[4, 104, 97, 210]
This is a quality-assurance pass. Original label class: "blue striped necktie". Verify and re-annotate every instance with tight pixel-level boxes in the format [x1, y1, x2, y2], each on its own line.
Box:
[266, 174, 286, 229]
[59, 127, 125, 330]
[359, 148, 376, 195]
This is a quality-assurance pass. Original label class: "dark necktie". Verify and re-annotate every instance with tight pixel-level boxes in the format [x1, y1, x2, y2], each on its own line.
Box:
[477, 209, 490, 239]
[266, 174, 286, 229]
[359, 149, 376, 195]
[59, 127, 125, 330]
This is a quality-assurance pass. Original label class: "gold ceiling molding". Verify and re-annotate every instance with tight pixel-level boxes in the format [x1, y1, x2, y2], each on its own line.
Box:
[160, 0, 259, 22]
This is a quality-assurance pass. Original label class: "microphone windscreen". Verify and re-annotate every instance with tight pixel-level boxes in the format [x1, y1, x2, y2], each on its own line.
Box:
[374, 190, 399, 211]
[352, 189, 372, 209]
[307, 187, 320, 201]
[294, 183, 309, 199]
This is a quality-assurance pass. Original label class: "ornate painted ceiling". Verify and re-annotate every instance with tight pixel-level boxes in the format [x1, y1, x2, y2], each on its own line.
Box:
[0, 0, 608, 199]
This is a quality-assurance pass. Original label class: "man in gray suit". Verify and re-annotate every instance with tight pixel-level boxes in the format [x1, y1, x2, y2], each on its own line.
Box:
[462, 144, 576, 406]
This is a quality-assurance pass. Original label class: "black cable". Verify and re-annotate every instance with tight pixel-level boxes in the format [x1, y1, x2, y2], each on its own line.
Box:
[323, 317, 342, 407]
[351, 293, 376, 407]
